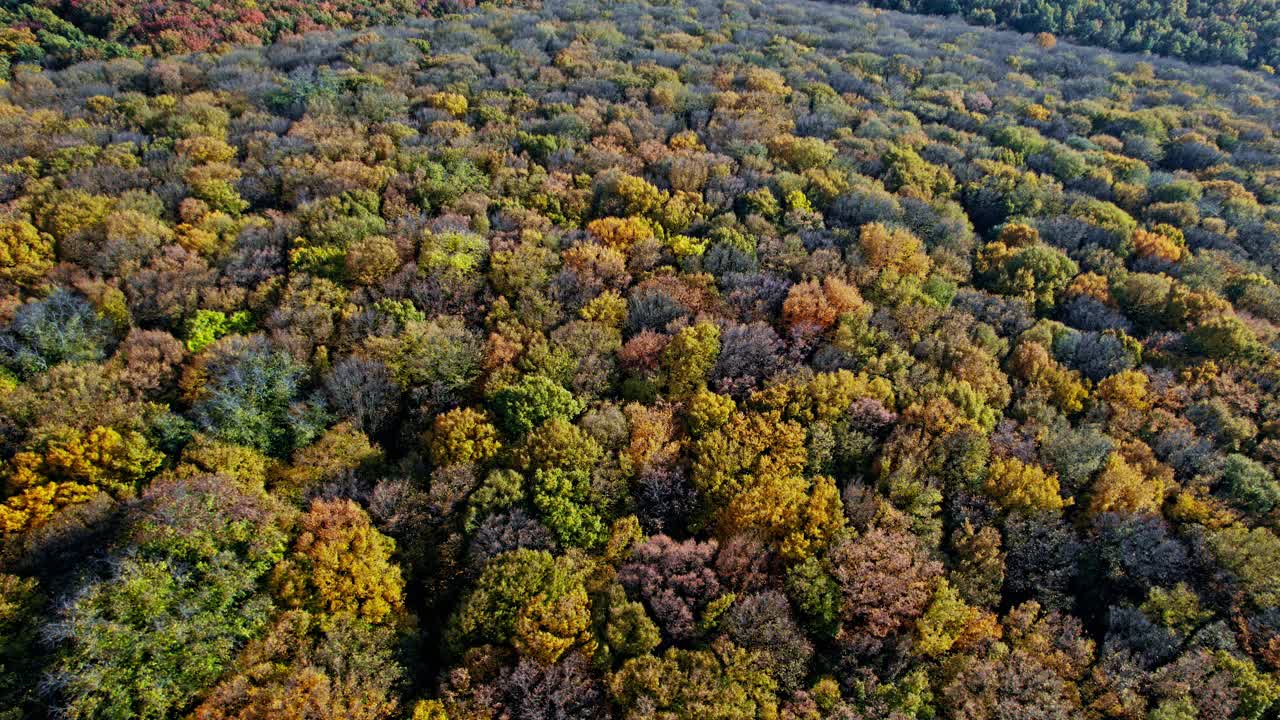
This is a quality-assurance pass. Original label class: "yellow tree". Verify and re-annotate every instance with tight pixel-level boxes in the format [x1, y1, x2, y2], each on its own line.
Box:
[428, 407, 501, 467]
[1, 425, 163, 534]
[0, 218, 54, 287]
[272, 498, 406, 627]
[983, 456, 1068, 513]
[1088, 445, 1167, 516]
[692, 410, 845, 559]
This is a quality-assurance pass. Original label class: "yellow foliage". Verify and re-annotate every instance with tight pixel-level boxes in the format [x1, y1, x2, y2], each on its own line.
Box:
[273, 423, 382, 500]
[429, 407, 502, 467]
[2, 425, 161, 534]
[1133, 227, 1186, 262]
[624, 403, 682, 474]
[272, 499, 406, 626]
[1096, 369, 1150, 412]
[769, 369, 895, 424]
[1089, 448, 1166, 516]
[694, 411, 844, 559]
[425, 91, 469, 118]
[412, 700, 448, 720]
[858, 223, 931, 278]
[580, 290, 628, 328]
[685, 389, 736, 436]
[586, 216, 655, 252]
[1024, 103, 1051, 121]
[0, 219, 54, 286]
[513, 583, 595, 664]
[0, 480, 99, 534]
[176, 136, 238, 164]
[983, 456, 1068, 512]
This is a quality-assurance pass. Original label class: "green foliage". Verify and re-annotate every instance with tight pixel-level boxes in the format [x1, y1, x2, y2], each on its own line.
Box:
[50, 476, 287, 720]
[1221, 453, 1280, 514]
[188, 336, 322, 456]
[449, 548, 590, 658]
[491, 375, 585, 436]
[608, 640, 779, 720]
[856, 0, 1280, 69]
[531, 467, 609, 548]
[0, 573, 42, 715]
[785, 556, 842, 638]
[1, 290, 113, 377]
[183, 309, 253, 353]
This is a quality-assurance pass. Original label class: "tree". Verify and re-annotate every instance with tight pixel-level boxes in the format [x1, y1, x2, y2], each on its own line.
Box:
[491, 375, 585, 437]
[322, 357, 401, 437]
[1220, 453, 1280, 514]
[950, 521, 1005, 609]
[1006, 341, 1088, 414]
[983, 456, 1068, 513]
[782, 277, 864, 333]
[1186, 316, 1260, 360]
[599, 584, 662, 661]
[827, 528, 942, 646]
[857, 222, 930, 279]
[976, 225, 1078, 311]
[711, 323, 785, 397]
[1208, 525, 1280, 609]
[449, 549, 593, 662]
[186, 335, 323, 456]
[346, 235, 402, 286]
[419, 230, 487, 282]
[0, 290, 113, 377]
[530, 467, 609, 549]
[722, 591, 813, 691]
[962, 160, 1054, 232]
[48, 475, 288, 720]
[272, 498, 406, 626]
[429, 406, 502, 467]
[618, 534, 723, 643]
[182, 309, 253, 353]
[691, 410, 845, 559]
[767, 134, 836, 171]
[191, 610, 405, 720]
[364, 317, 483, 403]
[1, 425, 163, 534]
[0, 218, 54, 286]
[915, 579, 996, 658]
[1088, 449, 1166, 517]
[275, 423, 382, 500]
[785, 555, 842, 639]
[662, 321, 720, 398]
[882, 145, 956, 199]
[0, 573, 42, 716]
[939, 602, 1093, 720]
[608, 640, 779, 720]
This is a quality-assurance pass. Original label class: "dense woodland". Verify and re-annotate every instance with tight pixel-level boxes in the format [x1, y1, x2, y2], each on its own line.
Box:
[857, 0, 1280, 70]
[0, 0, 483, 73]
[2, 0, 1280, 718]
[5, 0, 1280, 75]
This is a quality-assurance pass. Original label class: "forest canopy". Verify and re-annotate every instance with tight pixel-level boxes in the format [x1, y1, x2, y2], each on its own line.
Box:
[855, 0, 1280, 71]
[2, 0, 1280, 718]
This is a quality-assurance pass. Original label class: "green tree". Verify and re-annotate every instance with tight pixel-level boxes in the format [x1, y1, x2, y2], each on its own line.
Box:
[50, 475, 287, 720]
[491, 375, 585, 436]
